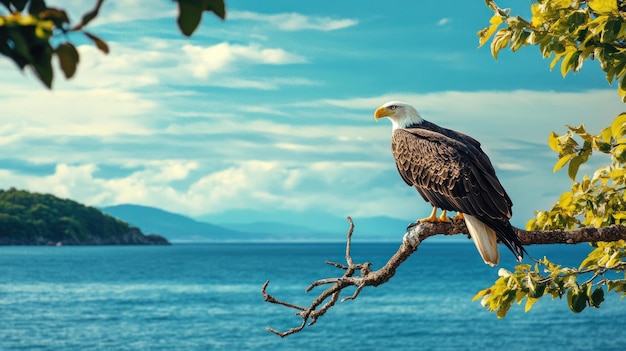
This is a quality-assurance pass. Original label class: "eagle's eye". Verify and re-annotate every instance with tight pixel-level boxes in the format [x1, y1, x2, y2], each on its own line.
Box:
[389, 105, 397, 111]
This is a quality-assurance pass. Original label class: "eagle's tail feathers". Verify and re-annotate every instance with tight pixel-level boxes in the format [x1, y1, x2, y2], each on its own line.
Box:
[464, 214, 499, 266]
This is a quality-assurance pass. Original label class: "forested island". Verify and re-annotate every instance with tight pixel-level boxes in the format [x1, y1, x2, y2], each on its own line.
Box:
[0, 188, 169, 245]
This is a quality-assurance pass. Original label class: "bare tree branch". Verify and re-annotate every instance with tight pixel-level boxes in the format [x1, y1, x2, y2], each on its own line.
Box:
[261, 217, 626, 337]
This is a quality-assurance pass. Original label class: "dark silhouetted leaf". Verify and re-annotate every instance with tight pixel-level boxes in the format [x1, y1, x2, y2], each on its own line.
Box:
[31, 43, 54, 88]
[177, 1, 203, 36]
[589, 287, 605, 308]
[83, 31, 109, 54]
[176, 0, 226, 36]
[73, 0, 104, 31]
[28, 0, 47, 14]
[56, 42, 79, 79]
[9, 0, 28, 11]
[206, 0, 226, 19]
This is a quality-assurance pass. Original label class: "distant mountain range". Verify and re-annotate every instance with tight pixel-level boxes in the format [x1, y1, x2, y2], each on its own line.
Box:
[101, 204, 414, 243]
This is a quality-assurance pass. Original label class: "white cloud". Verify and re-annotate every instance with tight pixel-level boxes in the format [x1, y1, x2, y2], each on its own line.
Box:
[0, 85, 155, 141]
[230, 11, 358, 31]
[182, 42, 307, 79]
[437, 18, 450, 26]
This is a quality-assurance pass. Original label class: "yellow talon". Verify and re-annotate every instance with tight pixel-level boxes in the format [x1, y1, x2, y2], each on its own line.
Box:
[451, 212, 464, 222]
[437, 210, 450, 223]
[418, 207, 450, 223]
[418, 207, 439, 223]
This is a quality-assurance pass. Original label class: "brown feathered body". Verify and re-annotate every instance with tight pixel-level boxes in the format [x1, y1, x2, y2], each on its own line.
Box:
[392, 120, 525, 265]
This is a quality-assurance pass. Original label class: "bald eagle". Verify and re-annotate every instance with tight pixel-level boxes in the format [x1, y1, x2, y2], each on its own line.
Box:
[374, 101, 525, 266]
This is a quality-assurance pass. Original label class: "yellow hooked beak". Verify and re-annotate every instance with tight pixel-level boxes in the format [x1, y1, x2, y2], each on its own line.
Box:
[374, 106, 392, 121]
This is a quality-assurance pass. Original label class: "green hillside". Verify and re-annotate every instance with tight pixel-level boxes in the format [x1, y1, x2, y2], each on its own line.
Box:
[0, 188, 168, 245]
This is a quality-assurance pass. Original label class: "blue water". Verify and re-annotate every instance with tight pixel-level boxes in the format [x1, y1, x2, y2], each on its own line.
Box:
[1, 242, 625, 350]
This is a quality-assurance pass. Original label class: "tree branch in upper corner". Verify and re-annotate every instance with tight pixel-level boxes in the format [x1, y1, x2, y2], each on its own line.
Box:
[261, 217, 626, 337]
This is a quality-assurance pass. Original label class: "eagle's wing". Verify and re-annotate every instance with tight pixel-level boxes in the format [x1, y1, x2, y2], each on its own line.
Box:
[391, 127, 511, 221]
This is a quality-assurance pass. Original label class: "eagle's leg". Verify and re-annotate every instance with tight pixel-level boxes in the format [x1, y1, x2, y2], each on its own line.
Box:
[418, 207, 438, 223]
[437, 210, 450, 223]
[451, 212, 464, 222]
[418, 208, 451, 223]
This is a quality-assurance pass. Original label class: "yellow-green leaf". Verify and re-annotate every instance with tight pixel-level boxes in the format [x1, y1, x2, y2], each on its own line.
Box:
[601, 126, 613, 143]
[554, 153, 574, 173]
[561, 48, 579, 77]
[473, 288, 491, 302]
[524, 297, 538, 312]
[530, 3, 545, 28]
[588, 0, 619, 14]
[620, 76, 626, 102]
[558, 191, 574, 209]
[548, 131, 561, 152]
[611, 113, 626, 138]
[553, 0, 574, 9]
[568, 155, 584, 180]
[479, 14, 504, 47]
[490, 29, 511, 60]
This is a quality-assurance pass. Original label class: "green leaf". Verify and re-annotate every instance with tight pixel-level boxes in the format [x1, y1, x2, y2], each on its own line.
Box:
[55, 42, 79, 79]
[568, 155, 585, 180]
[529, 282, 546, 298]
[567, 289, 587, 313]
[601, 17, 622, 43]
[589, 287, 605, 308]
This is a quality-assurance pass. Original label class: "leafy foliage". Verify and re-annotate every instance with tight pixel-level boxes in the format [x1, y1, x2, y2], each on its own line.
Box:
[528, 115, 626, 230]
[479, 0, 626, 101]
[0, 0, 225, 88]
[0, 188, 166, 245]
[476, 1, 626, 317]
[474, 242, 626, 317]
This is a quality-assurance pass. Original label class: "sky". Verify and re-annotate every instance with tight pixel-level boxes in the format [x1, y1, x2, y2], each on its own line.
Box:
[1, 0, 625, 228]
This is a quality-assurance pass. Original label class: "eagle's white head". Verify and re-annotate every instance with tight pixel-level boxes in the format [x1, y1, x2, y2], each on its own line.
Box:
[374, 101, 424, 130]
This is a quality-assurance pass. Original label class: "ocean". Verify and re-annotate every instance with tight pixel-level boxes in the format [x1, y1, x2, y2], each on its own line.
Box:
[1, 241, 625, 350]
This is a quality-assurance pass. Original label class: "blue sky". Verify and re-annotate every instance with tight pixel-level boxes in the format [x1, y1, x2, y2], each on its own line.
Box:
[1, 0, 624, 227]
